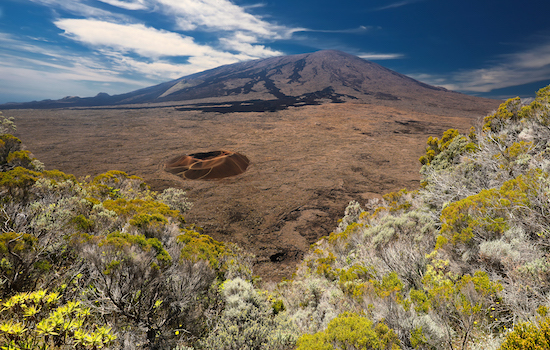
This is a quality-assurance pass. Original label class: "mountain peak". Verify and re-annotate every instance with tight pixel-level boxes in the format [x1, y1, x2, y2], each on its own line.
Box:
[1, 50, 497, 114]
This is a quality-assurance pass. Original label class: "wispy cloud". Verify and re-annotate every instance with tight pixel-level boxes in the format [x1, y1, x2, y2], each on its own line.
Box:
[414, 40, 550, 93]
[241, 3, 267, 10]
[373, 0, 425, 11]
[53, 18, 282, 75]
[156, 0, 287, 38]
[0, 33, 149, 102]
[297, 26, 375, 34]
[28, 0, 128, 20]
[55, 19, 218, 58]
[97, 0, 149, 11]
[359, 52, 404, 60]
[219, 32, 283, 58]
[43, 0, 293, 68]
[98, 50, 214, 79]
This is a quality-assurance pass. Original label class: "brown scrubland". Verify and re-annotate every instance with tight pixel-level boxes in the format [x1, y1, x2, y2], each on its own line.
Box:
[6, 101, 497, 279]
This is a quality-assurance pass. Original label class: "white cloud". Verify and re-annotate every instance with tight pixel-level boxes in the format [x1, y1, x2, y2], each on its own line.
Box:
[97, 0, 149, 11]
[156, 0, 287, 39]
[100, 49, 252, 79]
[297, 26, 375, 34]
[28, 0, 127, 20]
[0, 34, 144, 85]
[0, 49, 148, 102]
[407, 73, 447, 85]
[437, 42, 550, 93]
[359, 53, 404, 60]
[55, 19, 218, 58]
[53, 18, 283, 78]
[219, 32, 283, 58]
[241, 3, 267, 10]
[374, 0, 425, 11]
[14, 0, 313, 90]
[100, 51, 199, 78]
[0, 32, 154, 102]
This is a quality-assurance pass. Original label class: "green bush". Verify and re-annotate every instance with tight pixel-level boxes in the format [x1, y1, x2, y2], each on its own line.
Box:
[499, 317, 550, 350]
[199, 278, 298, 350]
[0, 167, 40, 198]
[178, 229, 226, 269]
[0, 289, 116, 349]
[419, 129, 463, 166]
[0, 112, 16, 135]
[295, 312, 400, 350]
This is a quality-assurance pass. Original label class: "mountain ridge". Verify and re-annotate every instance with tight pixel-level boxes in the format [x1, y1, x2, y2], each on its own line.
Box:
[1, 50, 497, 115]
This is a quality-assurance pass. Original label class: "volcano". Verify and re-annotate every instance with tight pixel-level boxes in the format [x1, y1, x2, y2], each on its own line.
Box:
[1, 50, 496, 115]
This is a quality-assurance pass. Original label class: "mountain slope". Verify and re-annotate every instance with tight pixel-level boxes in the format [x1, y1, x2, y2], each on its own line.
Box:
[1, 50, 497, 114]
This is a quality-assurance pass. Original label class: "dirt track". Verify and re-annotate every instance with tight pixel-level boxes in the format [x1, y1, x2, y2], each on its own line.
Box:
[6, 102, 494, 280]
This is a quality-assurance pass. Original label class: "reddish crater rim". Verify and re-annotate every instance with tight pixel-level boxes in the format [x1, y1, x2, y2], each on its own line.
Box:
[164, 150, 250, 180]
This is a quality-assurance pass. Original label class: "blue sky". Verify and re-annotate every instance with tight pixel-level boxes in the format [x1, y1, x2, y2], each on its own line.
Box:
[1, 0, 550, 103]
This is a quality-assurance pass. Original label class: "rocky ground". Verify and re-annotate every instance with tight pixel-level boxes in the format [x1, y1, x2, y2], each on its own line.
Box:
[6, 100, 499, 280]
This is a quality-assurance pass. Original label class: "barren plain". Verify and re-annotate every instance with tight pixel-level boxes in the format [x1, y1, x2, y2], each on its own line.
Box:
[6, 101, 498, 279]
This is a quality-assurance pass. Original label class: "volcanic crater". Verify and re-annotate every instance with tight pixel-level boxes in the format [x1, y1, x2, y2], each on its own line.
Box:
[165, 150, 250, 180]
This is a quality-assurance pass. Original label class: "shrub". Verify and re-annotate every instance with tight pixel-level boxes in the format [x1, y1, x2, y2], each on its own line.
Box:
[419, 265, 503, 349]
[0, 112, 16, 135]
[482, 97, 523, 132]
[0, 289, 116, 349]
[0, 232, 45, 297]
[158, 188, 193, 214]
[6, 150, 33, 169]
[436, 169, 550, 270]
[419, 129, 462, 166]
[198, 278, 298, 350]
[78, 228, 220, 349]
[295, 312, 400, 350]
[90, 170, 150, 200]
[499, 317, 550, 350]
[0, 132, 42, 172]
[178, 229, 226, 269]
[334, 201, 363, 234]
[0, 167, 41, 198]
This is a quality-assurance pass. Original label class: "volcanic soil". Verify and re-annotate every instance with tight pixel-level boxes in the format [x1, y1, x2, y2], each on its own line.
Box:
[7, 101, 498, 280]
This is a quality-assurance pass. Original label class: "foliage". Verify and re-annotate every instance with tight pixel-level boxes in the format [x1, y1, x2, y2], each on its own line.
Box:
[499, 317, 550, 350]
[90, 170, 149, 200]
[0, 132, 42, 173]
[198, 278, 298, 350]
[419, 265, 503, 349]
[0, 167, 40, 197]
[295, 312, 400, 350]
[0, 112, 16, 135]
[0, 289, 116, 349]
[79, 229, 219, 349]
[178, 229, 226, 269]
[0, 231, 42, 296]
[157, 188, 193, 214]
[419, 129, 475, 167]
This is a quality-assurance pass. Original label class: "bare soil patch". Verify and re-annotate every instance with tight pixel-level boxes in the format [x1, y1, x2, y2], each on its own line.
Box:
[6, 102, 495, 280]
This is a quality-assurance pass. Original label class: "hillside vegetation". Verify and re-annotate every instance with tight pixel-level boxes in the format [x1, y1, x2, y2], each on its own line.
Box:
[2, 86, 550, 349]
